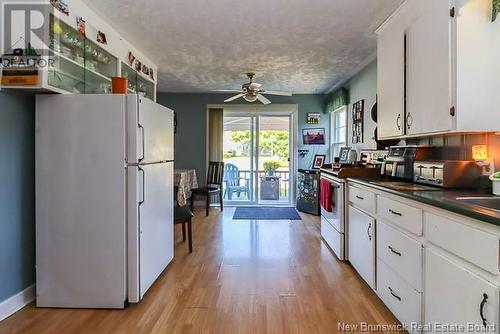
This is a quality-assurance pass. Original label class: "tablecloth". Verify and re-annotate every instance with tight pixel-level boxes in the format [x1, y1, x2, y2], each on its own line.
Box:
[174, 169, 198, 206]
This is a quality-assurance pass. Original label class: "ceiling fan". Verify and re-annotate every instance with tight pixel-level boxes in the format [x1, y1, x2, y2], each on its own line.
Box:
[215, 73, 292, 104]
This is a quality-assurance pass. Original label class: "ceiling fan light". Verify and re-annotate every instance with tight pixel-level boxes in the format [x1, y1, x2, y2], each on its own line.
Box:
[243, 95, 257, 102]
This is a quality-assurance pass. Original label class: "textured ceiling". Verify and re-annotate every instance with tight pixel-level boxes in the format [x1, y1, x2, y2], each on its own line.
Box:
[85, 0, 403, 93]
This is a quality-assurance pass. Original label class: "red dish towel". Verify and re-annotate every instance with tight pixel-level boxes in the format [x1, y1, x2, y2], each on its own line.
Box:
[320, 179, 335, 212]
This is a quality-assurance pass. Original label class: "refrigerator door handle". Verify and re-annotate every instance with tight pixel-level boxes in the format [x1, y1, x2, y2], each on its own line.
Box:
[139, 167, 145, 205]
[138, 124, 145, 162]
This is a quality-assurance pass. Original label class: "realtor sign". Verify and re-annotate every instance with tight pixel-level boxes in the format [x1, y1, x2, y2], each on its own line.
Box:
[1, 1, 50, 54]
[1, 1, 53, 85]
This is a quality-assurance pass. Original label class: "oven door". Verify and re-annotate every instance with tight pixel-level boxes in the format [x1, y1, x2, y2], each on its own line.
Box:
[320, 176, 345, 233]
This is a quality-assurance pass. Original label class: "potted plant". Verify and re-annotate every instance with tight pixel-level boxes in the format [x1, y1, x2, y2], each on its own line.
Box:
[263, 161, 281, 176]
[261, 161, 281, 200]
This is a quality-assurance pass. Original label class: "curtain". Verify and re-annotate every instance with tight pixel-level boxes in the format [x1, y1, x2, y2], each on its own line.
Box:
[325, 88, 349, 113]
[208, 108, 224, 162]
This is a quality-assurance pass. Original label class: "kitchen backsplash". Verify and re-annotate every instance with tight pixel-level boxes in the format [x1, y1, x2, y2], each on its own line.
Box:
[407, 133, 500, 170]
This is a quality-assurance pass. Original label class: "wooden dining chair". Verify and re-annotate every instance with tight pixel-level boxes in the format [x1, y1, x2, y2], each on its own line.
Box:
[174, 186, 194, 253]
[190, 161, 224, 216]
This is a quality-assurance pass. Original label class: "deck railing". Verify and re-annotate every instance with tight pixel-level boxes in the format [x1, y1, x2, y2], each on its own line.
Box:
[223, 169, 290, 199]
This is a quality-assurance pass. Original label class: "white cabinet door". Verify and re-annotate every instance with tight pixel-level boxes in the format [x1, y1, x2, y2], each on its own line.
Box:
[406, 0, 453, 136]
[377, 18, 405, 139]
[347, 205, 376, 289]
[425, 248, 499, 333]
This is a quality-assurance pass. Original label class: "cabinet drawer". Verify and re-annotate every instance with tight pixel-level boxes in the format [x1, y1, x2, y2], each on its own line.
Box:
[425, 212, 500, 275]
[377, 196, 423, 236]
[377, 221, 423, 291]
[321, 216, 345, 261]
[425, 248, 500, 333]
[348, 186, 376, 214]
[377, 259, 422, 333]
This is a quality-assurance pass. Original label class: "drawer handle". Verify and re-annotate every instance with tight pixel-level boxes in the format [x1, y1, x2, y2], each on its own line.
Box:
[356, 195, 364, 200]
[480, 293, 488, 328]
[388, 245, 402, 256]
[388, 287, 401, 301]
[367, 223, 372, 241]
[389, 209, 402, 217]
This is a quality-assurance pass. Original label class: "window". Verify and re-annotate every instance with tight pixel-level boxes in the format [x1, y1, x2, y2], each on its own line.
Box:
[330, 106, 347, 160]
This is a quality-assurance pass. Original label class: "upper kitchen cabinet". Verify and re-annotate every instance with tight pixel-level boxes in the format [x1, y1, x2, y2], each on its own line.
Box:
[377, 17, 404, 138]
[455, 0, 500, 132]
[48, 15, 118, 94]
[376, 2, 412, 138]
[0, 0, 157, 100]
[377, 0, 500, 139]
[405, 0, 453, 136]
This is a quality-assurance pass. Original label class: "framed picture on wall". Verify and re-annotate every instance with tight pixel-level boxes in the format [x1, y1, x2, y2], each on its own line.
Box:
[306, 113, 321, 124]
[352, 99, 364, 144]
[312, 154, 326, 169]
[302, 128, 325, 145]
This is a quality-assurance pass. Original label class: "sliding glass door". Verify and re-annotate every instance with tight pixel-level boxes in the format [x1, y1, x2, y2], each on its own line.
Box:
[223, 112, 293, 206]
[223, 116, 255, 203]
[257, 116, 290, 205]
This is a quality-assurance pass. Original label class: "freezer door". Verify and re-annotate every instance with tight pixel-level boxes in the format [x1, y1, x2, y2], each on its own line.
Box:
[127, 95, 174, 164]
[36, 94, 127, 308]
[128, 162, 174, 302]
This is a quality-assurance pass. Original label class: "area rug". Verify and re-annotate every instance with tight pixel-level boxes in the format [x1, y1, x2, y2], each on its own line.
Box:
[233, 207, 302, 220]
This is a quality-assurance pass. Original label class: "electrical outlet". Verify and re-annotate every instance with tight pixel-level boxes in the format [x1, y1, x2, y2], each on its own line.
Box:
[477, 157, 495, 176]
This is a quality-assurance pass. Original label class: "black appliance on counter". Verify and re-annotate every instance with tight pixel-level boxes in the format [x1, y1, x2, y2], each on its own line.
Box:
[296, 169, 320, 215]
[381, 145, 435, 180]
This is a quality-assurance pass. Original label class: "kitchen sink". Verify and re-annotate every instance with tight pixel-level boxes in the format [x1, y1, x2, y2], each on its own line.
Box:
[455, 197, 500, 211]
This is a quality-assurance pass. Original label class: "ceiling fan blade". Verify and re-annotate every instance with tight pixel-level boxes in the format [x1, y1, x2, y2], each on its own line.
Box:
[261, 91, 292, 96]
[257, 94, 271, 105]
[224, 93, 245, 102]
[214, 89, 244, 93]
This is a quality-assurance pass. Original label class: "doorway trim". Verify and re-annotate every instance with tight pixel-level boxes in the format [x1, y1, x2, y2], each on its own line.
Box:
[207, 104, 298, 206]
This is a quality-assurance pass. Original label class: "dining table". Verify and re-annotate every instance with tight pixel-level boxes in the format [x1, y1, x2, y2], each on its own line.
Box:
[174, 169, 199, 206]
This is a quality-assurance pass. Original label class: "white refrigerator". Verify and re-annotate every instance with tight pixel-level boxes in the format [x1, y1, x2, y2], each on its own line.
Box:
[35, 94, 174, 308]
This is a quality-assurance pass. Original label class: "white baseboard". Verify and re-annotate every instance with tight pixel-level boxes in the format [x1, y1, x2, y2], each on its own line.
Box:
[0, 284, 36, 322]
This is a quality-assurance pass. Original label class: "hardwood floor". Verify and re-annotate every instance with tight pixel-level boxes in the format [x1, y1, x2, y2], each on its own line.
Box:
[0, 208, 401, 334]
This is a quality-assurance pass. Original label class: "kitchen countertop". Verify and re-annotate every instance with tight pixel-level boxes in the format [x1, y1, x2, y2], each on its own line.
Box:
[347, 177, 500, 227]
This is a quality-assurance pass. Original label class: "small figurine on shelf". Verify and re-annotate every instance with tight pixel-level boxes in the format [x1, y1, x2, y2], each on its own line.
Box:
[76, 17, 86, 37]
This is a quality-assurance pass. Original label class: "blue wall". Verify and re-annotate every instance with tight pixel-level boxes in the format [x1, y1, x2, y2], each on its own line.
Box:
[157, 93, 328, 184]
[343, 60, 378, 153]
[0, 91, 36, 302]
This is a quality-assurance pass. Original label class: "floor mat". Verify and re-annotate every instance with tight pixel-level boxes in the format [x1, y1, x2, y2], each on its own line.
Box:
[233, 207, 302, 220]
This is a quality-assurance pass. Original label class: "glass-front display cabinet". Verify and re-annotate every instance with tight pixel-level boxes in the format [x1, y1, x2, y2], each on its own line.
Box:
[48, 15, 117, 94]
[121, 63, 137, 93]
[0, 4, 156, 97]
[121, 62, 156, 101]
